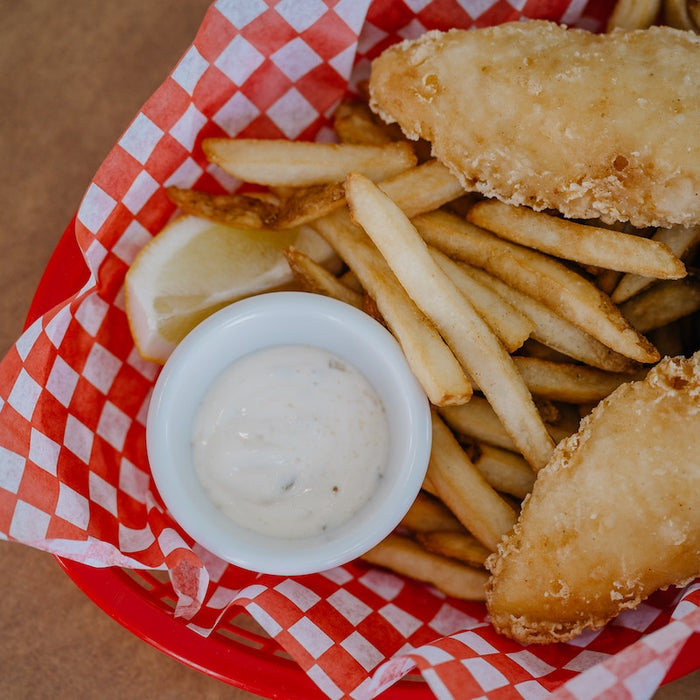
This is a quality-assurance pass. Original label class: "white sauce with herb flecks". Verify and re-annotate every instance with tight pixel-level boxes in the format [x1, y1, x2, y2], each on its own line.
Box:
[191, 344, 388, 538]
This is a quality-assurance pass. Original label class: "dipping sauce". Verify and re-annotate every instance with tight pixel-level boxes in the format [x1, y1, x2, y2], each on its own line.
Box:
[191, 344, 389, 538]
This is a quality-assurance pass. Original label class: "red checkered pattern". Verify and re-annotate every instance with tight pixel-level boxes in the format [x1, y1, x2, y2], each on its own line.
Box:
[1, 1, 698, 698]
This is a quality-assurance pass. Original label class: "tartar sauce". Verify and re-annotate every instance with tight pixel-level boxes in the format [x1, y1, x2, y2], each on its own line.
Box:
[191, 344, 389, 538]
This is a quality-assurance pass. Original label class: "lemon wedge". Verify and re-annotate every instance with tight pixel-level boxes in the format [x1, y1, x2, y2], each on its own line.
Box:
[125, 215, 338, 363]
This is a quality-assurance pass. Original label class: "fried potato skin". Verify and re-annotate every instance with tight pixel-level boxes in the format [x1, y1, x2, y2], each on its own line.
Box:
[485, 352, 700, 644]
[369, 21, 700, 228]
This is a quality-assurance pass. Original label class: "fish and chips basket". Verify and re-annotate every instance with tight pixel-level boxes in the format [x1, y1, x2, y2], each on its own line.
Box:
[1, 1, 700, 698]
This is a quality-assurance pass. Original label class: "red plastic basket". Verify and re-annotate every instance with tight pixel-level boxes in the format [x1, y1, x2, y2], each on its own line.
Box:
[13, 1, 700, 694]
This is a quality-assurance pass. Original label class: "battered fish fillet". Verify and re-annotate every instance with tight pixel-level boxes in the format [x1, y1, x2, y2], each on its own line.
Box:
[485, 352, 700, 644]
[369, 22, 700, 228]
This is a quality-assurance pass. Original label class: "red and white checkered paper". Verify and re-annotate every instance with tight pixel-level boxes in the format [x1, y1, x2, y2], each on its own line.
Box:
[2, 1, 699, 698]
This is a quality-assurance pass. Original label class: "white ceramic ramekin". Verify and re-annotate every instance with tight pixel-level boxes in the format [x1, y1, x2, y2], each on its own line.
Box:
[147, 291, 431, 575]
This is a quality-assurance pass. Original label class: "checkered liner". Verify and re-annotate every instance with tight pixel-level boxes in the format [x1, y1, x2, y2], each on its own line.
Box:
[2, 1, 699, 698]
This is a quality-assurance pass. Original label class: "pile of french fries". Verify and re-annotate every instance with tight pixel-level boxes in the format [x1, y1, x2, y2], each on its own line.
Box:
[165, 94, 700, 601]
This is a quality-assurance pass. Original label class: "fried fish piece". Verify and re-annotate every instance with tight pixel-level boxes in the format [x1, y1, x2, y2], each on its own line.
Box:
[369, 21, 700, 228]
[485, 352, 700, 644]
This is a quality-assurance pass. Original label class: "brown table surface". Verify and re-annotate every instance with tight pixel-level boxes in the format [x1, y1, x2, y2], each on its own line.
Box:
[1, 2, 698, 698]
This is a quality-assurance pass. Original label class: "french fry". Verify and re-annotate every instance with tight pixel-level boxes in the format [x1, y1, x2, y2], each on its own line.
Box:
[664, 0, 700, 30]
[312, 208, 472, 406]
[277, 159, 466, 229]
[361, 293, 384, 323]
[339, 269, 363, 293]
[333, 100, 396, 145]
[473, 443, 536, 500]
[467, 200, 686, 279]
[361, 533, 488, 601]
[173, 157, 464, 233]
[518, 339, 573, 364]
[421, 473, 439, 498]
[533, 398, 562, 426]
[414, 210, 659, 364]
[166, 186, 279, 229]
[596, 267, 623, 296]
[607, 0, 662, 30]
[430, 247, 534, 353]
[440, 397, 514, 450]
[416, 531, 492, 568]
[439, 396, 574, 454]
[511, 356, 638, 404]
[346, 173, 556, 470]
[611, 224, 700, 303]
[334, 95, 412, 146]
[167, 181, 346, 230]
[203, 139, 417, 187]
[273, 182, 347, 229]
[459, 263, 640, 373]
[427, 411, 518, 550]
[378, 160, 466, 219]
[620, 276, 700, 333]
[400, 491, 467, 534]
[283, 246, 364, 308]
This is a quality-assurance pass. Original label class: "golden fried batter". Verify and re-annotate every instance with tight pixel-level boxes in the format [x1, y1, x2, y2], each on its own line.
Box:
[369, 22, 700, 228]
[485, 352, 700, 644]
